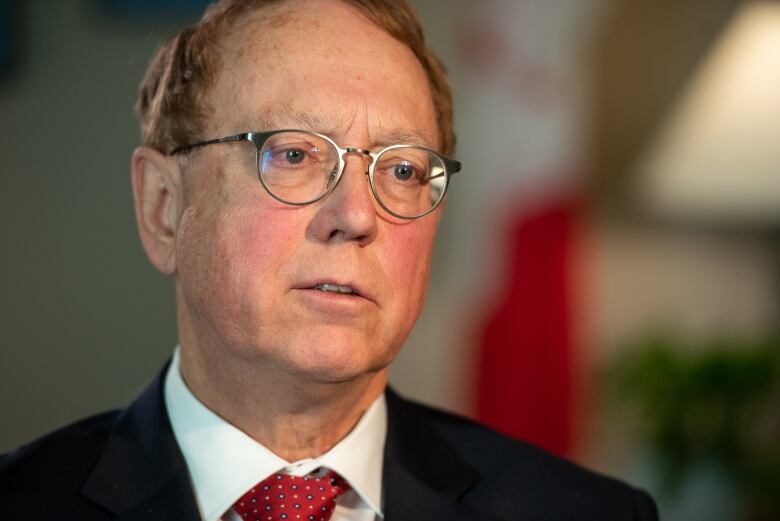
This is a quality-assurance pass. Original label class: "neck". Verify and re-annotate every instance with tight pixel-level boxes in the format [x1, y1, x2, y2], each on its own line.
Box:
[178, 341, 387, 462]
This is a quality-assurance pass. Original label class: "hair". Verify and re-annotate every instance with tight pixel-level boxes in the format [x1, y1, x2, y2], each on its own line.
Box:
[135, 0, 455, 156]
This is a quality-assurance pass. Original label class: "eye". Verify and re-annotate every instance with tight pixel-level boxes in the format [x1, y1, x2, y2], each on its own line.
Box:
[375, 147, 432, 185]
[393, 163, 415, 181]
[264, 143, 320, 170]
[285, 149, 306, 164]
[376, 157, 425, 184]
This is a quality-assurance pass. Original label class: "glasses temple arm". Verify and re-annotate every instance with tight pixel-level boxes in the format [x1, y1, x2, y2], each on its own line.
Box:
[442, 158, 462, 175]
[169, 133, 251, 155]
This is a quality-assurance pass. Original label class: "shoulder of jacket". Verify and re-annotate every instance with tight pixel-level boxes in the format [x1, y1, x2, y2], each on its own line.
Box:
[396, 395, 657, 519]
[0, 409, 120, 477]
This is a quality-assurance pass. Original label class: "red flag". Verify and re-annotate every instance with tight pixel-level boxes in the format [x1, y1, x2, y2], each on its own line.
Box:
[475, 196, 579, 457]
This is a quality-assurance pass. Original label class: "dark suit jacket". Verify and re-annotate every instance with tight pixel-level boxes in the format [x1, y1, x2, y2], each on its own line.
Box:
[0, 366, 658, 520]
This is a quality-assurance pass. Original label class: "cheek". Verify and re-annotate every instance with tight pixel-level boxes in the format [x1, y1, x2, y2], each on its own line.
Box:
[176, 195, 303, 338]
[380, 220, 438, 312]
[228, 208, 299, 282]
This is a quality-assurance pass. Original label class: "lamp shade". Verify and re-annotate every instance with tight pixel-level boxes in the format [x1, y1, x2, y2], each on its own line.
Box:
[634, 1, 780, 225]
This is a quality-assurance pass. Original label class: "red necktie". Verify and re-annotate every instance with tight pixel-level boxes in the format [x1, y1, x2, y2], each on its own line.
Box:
[233, 470, 351, 521]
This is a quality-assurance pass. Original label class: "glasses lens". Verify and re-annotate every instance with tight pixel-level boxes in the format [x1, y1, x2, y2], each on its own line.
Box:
[258, 131, 340, 204]
[372, 146, 447, 218]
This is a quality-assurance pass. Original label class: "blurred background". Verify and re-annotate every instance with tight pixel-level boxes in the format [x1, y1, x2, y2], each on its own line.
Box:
[1, 0, 779, 519]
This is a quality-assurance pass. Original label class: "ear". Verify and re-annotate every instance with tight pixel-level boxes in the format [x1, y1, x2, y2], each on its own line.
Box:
[131, 147, 183, 275]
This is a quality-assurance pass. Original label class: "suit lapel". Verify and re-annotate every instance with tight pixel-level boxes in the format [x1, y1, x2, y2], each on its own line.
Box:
[81, 364, 201, 520]
[382, 389, 503, 521]
[78, 371, 503, 520]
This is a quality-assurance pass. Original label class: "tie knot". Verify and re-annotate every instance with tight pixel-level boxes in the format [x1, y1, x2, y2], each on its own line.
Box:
[234, 470, 351, 521]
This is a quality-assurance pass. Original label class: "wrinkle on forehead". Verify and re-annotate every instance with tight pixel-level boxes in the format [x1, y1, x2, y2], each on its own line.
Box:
[237, 104, 436, 149]
[236, 104, 353, 138]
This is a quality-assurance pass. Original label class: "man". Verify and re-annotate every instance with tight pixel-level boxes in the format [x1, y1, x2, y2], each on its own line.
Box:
[0, 0, 658, 519]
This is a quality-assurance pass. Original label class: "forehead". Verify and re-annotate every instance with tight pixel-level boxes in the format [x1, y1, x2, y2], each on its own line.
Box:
[236, 104, 436, 148]
[209, 0, 438, 148]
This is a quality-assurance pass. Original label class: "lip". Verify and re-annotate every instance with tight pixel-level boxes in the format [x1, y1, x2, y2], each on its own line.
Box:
[292, 279, 375, 304]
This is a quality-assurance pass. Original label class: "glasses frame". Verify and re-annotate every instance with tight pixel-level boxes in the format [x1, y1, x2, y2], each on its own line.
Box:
[170, 129, 462, 220]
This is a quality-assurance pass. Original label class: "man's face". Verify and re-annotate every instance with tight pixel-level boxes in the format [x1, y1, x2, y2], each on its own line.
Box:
[173, 0, 441, 383]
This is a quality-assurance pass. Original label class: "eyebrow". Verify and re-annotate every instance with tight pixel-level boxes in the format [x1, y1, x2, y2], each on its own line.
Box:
[239, 105, 435, 150]
[241, 105, 348, 137]
[370, 129, 433, 149]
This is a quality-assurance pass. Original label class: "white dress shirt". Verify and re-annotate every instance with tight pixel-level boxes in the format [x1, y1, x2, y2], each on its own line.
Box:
[164, 348, 386, 521]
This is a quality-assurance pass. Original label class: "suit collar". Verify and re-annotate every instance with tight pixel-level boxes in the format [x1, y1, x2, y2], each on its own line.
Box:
[81, 363, 201, 520]
[79, 370, 496, 521]
[165, 348, 386, 520]
[383, 388, 501, 521]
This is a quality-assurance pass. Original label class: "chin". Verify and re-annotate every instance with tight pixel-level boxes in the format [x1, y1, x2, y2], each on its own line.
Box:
[278, 329, 396, 384]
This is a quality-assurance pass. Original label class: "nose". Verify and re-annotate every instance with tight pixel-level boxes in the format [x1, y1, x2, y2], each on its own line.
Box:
[307, 152, 378, 246]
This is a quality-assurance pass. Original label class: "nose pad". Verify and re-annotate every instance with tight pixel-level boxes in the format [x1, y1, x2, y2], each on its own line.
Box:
[332, 149, 370, 191]
[342, 148, 374, 171]
[340, 149, 374, 186]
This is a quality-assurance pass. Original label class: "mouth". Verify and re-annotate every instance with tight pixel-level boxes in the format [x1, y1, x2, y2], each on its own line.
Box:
[294, 279, 373, 303]
[313, 283, 358, 295]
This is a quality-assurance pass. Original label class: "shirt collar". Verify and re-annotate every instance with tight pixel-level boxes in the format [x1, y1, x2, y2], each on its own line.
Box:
[164, 348, 386, 521]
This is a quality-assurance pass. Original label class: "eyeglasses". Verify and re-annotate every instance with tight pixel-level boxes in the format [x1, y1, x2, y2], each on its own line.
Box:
[170, 129, 462, 220]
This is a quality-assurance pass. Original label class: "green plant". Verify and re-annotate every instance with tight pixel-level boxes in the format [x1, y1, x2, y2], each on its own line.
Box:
[604, 336, 780, 517]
